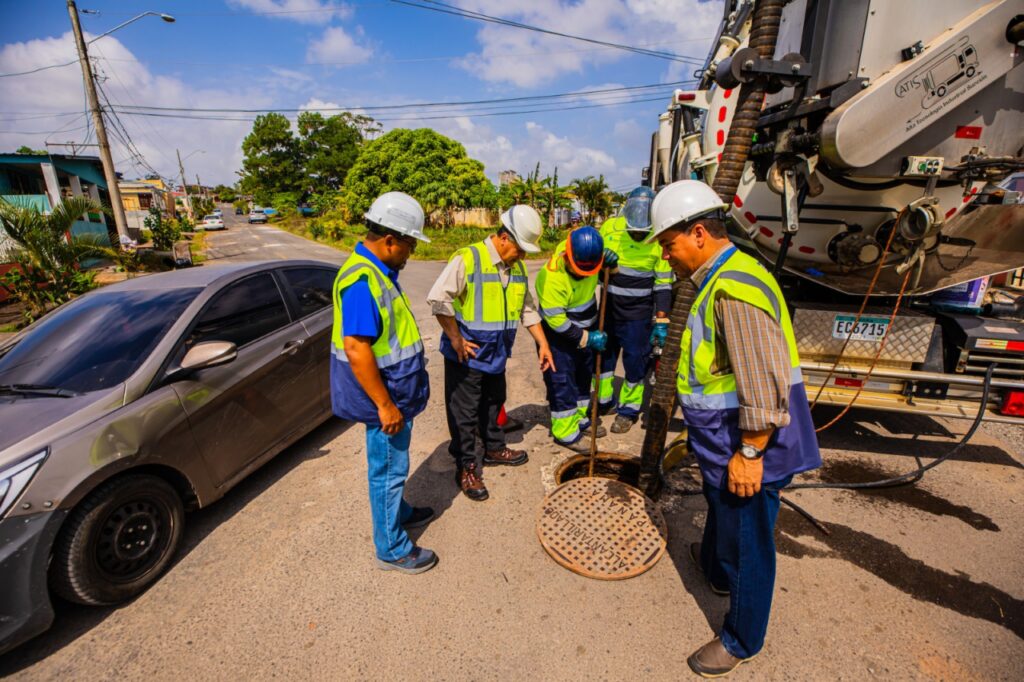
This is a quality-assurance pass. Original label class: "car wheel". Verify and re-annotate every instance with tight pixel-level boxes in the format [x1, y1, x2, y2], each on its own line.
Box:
[50, 475, 184, 605]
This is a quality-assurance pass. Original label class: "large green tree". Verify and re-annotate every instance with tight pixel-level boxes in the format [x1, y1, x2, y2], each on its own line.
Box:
[297, 111, 365, 194]
[342, 128, 495, 227]
[239, 113, 303, 206]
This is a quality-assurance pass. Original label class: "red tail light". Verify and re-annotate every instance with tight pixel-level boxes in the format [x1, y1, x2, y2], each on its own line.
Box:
[1001, 390, 1024, 417]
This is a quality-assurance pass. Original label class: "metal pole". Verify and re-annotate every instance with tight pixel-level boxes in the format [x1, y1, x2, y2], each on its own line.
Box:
[176, 148, 193, 220]
[67, 0, 130, 244]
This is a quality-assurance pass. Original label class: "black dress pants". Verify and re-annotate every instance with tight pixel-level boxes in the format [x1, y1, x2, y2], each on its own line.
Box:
[444, 358, 506, 471]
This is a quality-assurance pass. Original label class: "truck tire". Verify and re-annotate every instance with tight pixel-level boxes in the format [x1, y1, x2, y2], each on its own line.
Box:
[50, 475, 184, 606]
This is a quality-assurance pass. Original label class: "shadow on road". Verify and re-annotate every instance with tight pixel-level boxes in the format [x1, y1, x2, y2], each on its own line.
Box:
[0, 417, 353, 675]
[405, 440, 460, 544]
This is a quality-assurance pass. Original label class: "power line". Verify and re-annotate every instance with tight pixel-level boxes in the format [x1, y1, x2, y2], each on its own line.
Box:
[108, 80, 690, 114]
[390, 0, 704, 65]
[0, 59, 78, 78]
[111, 92, 674, 124]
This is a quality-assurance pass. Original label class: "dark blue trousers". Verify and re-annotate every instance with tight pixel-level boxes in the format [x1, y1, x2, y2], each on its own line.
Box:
[700, 475, 792, 659]
[598, 317, 652, 419]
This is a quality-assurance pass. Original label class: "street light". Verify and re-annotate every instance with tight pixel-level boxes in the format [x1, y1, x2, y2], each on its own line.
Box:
[66, 1, 175, 244]
[85, 11, 176, 44]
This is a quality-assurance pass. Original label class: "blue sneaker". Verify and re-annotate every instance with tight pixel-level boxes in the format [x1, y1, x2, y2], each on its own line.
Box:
[377, 547, 438, 574]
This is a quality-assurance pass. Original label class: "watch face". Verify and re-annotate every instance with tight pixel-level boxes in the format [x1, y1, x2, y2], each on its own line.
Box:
[740, 444, 762, 460]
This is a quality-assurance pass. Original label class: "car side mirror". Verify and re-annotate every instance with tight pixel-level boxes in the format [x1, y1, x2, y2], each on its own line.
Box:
[178, 341, 237, 374]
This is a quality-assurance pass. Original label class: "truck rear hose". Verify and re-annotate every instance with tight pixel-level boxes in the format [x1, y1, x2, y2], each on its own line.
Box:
[637, 0, 784, 499]
[660, 365, 997, 537]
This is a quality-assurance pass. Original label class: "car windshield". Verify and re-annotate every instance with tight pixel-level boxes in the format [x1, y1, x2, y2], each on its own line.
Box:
[203, 215, 218, 220]
[0, 287, 201, 394]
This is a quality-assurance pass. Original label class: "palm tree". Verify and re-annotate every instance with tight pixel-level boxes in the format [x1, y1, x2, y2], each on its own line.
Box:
[541, 167, 573, 228]
[0, 196, 109, 318]
[571, 175, 611, 224]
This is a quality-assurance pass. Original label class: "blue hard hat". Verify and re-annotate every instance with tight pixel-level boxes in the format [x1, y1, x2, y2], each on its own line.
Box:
[623, 186, 655, 231]
[566, 225, 604, 276]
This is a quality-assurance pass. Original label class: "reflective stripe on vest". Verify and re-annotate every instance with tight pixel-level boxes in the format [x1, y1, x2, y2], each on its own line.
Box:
[536, 242, 599, 332]
[676, 249, 802, 409]
[331, 252, 424, 368]
[452, 240, 527, 333]
[600, 216, 673, 297]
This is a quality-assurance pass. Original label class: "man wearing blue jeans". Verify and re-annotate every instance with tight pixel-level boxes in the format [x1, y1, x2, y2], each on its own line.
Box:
[649, 181, 821, 677]
[330, 191, 437, 574]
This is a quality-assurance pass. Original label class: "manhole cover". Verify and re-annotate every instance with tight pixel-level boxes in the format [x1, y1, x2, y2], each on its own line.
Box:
[537, 477, 667, 580]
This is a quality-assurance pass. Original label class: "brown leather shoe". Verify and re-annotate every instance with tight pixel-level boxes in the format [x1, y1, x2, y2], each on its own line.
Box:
[687, 638, 757, 678]
[483, 447, 528, 467]
[458, 464, 489, 501]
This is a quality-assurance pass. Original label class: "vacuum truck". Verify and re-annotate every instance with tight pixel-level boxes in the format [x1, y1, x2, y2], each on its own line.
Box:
[645, 0, 1024, 426]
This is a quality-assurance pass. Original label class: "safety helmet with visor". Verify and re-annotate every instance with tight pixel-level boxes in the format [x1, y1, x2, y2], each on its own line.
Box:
[622, 186, 655, 232]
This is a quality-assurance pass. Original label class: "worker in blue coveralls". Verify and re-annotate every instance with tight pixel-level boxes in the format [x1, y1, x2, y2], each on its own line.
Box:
[535, 225, 617, 452]
[330, 191, 436, 575]
[597, 186, 673, 433]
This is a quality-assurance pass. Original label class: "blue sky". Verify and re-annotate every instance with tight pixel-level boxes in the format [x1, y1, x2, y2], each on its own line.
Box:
[0, 1, 721, 190]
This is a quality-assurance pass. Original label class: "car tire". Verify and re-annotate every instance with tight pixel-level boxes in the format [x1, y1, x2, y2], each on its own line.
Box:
[50, 475, 184, 606]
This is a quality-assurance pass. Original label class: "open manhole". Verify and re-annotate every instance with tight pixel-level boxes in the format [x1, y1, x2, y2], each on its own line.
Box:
[538, 472, 668, 580]
[555, 452, 640, 487]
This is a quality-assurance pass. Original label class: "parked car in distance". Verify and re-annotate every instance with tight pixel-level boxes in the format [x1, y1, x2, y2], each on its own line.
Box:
[248, 210, 268, 224]
[235, 206, 244, 215]
[0, 261, 338, 654]
[199, 215, 225, 231]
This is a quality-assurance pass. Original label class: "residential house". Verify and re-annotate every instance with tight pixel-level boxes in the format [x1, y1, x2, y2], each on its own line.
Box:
[0, 152, 112, 300]
[119, 176, 175, 232]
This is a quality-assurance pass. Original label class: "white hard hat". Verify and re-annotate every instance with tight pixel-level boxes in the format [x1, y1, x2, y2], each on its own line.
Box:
[364, 191, 430, 243]
[646, 180, 729, 243]
[500, 204, 542, 253]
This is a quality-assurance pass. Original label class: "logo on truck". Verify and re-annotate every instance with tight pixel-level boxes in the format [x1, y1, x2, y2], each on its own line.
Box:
[895, 36, 978, 108]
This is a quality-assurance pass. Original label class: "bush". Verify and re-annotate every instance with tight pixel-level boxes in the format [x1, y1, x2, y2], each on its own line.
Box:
[0, 264, 96, 322]
[144, 206, 181, 250]
[308, 220, 326, 240]
[271, 191, 301, 219]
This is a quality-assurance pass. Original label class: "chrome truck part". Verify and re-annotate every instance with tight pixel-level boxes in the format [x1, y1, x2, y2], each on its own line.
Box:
[649, 0, 1024, 295]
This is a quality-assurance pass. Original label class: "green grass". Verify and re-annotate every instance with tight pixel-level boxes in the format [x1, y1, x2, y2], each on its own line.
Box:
[189, 231, 208, 264]
[0, 323, 18, 333]
[275, 215, 563, 260]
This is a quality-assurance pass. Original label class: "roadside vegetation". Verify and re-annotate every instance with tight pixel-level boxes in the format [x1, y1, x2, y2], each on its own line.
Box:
[236, 112, 624, 242]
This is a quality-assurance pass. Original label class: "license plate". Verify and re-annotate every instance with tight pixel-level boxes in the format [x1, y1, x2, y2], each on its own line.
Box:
[832, 315, 890, 342]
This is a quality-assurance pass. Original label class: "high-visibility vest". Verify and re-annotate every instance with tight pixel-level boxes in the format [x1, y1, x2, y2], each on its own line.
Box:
[535, 241, 599, 336]
[600, 216, 672, 319]
[439, 239, 529, 374]
[330, 249, 429, 425]
[677, 247, 820, 488]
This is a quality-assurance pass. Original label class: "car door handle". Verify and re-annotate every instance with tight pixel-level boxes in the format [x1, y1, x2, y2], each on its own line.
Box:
[280, 338, 306, 356]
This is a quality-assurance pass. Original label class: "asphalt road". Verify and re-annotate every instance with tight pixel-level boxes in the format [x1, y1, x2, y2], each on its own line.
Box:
[2, 215, 1022, 680]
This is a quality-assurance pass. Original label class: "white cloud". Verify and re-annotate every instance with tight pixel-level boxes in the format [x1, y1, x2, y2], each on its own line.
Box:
[454, 0, 720, 87]
[306, 25, 373, 65]
[0, 32, 270, 186]
[226, 0, 352, 25]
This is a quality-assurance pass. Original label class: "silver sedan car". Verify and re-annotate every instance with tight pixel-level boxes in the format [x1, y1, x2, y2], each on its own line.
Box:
[0, 260, 338, 654]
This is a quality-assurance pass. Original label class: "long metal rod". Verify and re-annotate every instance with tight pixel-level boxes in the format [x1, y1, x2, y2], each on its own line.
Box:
[67, 0, 129, 243]
[588, 268, 611, 477]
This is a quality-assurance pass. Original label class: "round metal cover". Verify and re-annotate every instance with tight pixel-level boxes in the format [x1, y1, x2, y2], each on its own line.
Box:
[537, 477, 667, 580]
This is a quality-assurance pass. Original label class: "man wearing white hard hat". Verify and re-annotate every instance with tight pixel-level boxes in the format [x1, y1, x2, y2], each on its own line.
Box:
[427, 204, 556, 501]
[331, 191, 437, 574]
[647, 180, 821, 677]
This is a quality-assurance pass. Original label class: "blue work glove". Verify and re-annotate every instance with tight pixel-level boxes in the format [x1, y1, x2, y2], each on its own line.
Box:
[649, 320, 669, 348]
[602, 248, 619, 270]
[586, 330, 608, 352]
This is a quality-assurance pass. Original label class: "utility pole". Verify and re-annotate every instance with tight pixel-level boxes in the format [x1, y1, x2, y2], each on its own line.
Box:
[176, 148, 193, 220]
[67, 0, 130, 243]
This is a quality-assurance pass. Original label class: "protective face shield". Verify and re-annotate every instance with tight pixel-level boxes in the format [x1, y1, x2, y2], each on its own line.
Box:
[623, 186, 655, 232]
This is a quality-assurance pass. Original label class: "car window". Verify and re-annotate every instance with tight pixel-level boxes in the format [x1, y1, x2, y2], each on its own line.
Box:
[0, 288, 201, 393]
[281, 268, 335, 317]
[181, 274, 291, 355]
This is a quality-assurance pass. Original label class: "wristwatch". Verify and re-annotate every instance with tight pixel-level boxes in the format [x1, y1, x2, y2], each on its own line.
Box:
[739, 443, 764, 460]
